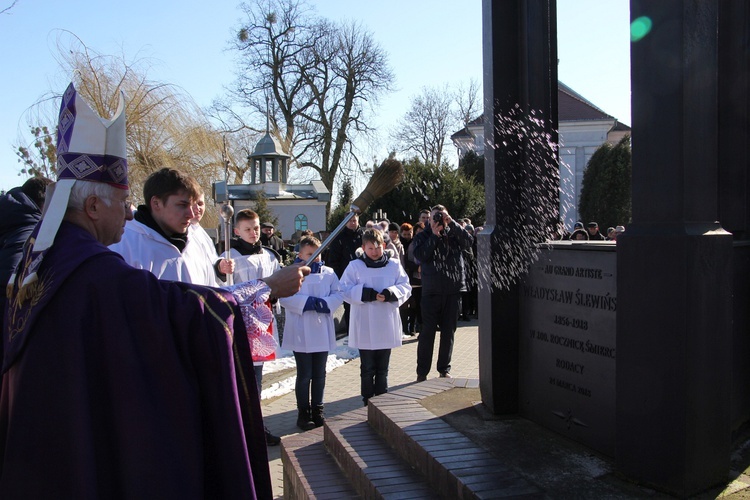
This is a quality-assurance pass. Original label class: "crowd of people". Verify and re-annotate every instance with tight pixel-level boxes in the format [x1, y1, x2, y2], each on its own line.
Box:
[565, 220, 625, 241]
[305, 207, 480, 411]
[3, 81, 629, 497]
[0, 83, 486, 497]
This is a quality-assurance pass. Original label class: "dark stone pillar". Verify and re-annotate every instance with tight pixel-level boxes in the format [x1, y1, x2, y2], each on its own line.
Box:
[718, 1, 750, 239]
[479, 0, 558, 413]
[719, 1, 750, 436]
[617, 1, 733, 495]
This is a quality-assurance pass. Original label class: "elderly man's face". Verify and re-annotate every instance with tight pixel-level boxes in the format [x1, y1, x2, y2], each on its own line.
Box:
[100, 188, 134, 246]
[261, 226, 274, 236]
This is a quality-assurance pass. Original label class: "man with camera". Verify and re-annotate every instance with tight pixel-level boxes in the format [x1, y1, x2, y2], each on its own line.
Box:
[412, 204, 474, 381]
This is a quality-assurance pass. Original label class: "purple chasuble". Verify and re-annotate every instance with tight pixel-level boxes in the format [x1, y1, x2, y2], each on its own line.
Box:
[0, 222, 271, 499]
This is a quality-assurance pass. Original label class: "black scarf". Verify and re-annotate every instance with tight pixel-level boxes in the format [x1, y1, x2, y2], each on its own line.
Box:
[360, 252, 389, 268]
[134, 205, 188, 253]
[230, 237, 263, 256]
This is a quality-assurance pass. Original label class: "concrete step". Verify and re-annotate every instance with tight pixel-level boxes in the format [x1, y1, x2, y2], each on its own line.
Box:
[281, 426, 359, 499]
[324, 407, 435, 499]
[367, 379, 544, 499]
[281, 379, 544, 499]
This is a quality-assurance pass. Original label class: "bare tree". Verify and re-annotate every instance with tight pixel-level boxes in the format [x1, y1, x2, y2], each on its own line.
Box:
[14, 32, 229, 226]
[230, 0, 394, 203]
[1, 1, 18, 15]
[454, 78, 481, 127]
[393, 85, 454, 167]
[15, 125, 56, 178]
[393, 80, 482, 167]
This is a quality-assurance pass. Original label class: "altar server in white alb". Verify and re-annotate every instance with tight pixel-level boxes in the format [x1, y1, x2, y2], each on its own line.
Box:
[110, 168, 232, 286]
[280, 235, 343, 431]
[223, 209, 282, 285]
[188, 189, 222, 265]
[340, 228, 411, 406]
[220, 207, 283, 445]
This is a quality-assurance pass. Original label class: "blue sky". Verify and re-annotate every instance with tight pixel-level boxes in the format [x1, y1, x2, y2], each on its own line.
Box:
[0, 0, 630, 192]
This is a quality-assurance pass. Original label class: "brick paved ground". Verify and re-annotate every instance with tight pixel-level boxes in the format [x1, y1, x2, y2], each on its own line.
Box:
[260, 319, 480, 498]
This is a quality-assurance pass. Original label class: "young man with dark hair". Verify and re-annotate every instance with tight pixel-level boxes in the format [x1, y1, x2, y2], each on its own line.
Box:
[110, 167, 232, 286]
[20, 176, 53, 211]
[418, 209, 430, 226]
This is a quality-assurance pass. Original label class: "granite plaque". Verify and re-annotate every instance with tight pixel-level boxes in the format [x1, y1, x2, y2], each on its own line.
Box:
[519, 244, 617, 457]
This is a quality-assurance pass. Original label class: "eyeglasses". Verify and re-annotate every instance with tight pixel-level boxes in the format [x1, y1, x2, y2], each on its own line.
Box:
[104, 196, 132, 211]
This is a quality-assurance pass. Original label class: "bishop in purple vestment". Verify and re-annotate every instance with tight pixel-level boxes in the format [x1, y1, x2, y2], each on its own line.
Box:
[0, 82, 307, 499]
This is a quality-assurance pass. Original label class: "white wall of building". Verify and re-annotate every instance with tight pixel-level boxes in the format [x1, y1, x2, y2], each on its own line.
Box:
[233, 199, 328, 240]
[557, 120, 615, 229]
[454, 116, 624, 232]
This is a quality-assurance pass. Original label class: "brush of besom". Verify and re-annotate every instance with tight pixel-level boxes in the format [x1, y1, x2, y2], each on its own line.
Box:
[304, 158, 404, 265]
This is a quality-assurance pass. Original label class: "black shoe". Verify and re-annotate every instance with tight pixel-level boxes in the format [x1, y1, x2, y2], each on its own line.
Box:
[265, 428, 281, 446]
[416, 375, 427, 382]
[296, 409, 315, 432]
[439, 372, 452, 379]
[311, 405, 325, 428]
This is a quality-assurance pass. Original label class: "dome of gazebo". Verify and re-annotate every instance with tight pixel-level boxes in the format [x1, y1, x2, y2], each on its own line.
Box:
[251, 132, 290, 158]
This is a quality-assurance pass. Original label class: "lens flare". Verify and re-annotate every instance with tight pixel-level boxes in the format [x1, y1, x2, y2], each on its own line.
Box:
[630, 16, 652, 42]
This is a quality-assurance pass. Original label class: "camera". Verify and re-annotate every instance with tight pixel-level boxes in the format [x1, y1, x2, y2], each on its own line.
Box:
[432, 212, 444, 226]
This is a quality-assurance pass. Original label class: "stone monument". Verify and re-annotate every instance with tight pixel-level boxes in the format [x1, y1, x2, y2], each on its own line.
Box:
[480, 0, 750, 496]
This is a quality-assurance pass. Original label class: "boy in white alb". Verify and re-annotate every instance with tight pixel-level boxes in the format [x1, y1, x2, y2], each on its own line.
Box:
[340, 229, 411, 406]
[280, 236, 343, 430]
[220, 208, 282, 444]
[110, 168, 232, 286]
[188, 190, 221, 263]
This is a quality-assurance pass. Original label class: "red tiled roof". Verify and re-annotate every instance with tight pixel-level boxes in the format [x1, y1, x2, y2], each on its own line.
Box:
[456, 82, 628, 132]
[450, 127, 473, 140]
[557, 81, 614, 121]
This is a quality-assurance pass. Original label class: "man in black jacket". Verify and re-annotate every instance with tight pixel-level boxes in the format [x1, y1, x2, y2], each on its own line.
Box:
[325, 213, 363, 331]
[326, 213, 363, 279]
[412, 204, 473, 381]
[587, 221, 606, 241]
[260, 221, 288, 261]
[0, 176, 52, 288]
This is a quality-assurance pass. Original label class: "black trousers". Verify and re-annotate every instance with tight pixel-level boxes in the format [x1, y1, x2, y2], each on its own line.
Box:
[360, 348, 392, 404]
[293, 351, 328, 409]
[416, 292, 460, 377]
